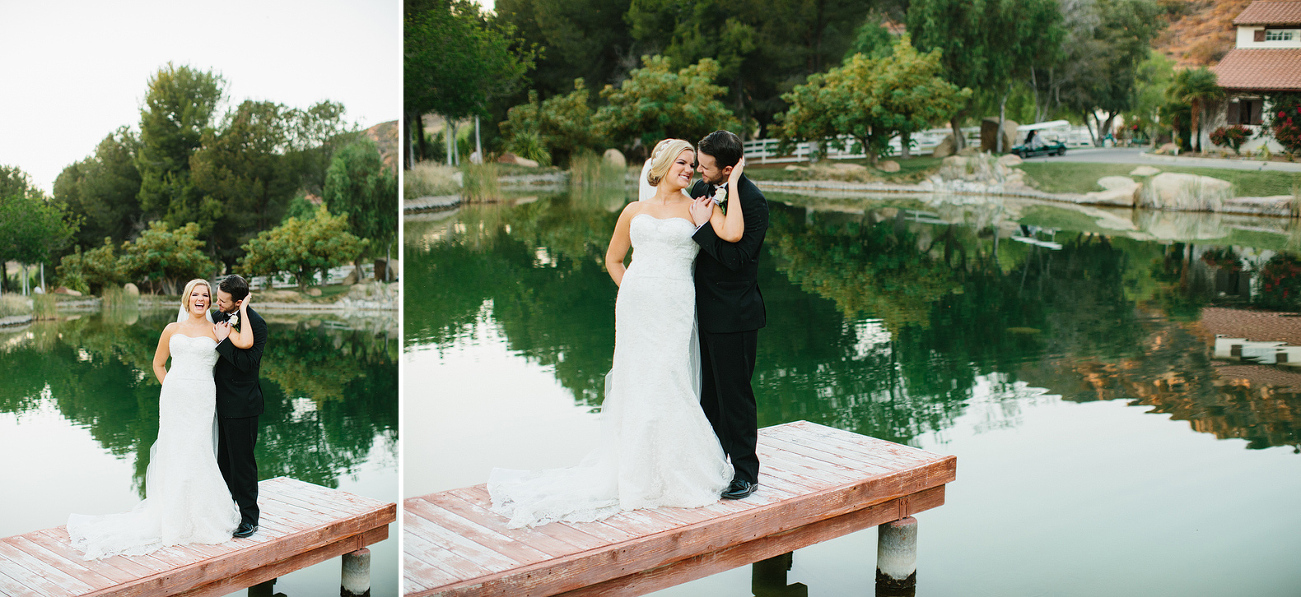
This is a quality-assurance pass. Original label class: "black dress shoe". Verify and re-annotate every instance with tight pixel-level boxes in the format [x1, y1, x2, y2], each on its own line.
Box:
[721, 479, 757, 500]
[233, 522, 258, 538]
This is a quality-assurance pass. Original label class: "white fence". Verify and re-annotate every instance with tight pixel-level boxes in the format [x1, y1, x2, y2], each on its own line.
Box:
[240, 263, 376, 290]
[743, 124, 1097, 164]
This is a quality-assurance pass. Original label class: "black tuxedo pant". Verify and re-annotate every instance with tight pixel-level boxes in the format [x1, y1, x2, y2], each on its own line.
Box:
[217, 415, 260, 526]
[699, 329, 760, 484]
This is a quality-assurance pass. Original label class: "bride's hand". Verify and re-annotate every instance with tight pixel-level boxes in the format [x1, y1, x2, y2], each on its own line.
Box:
[728, 157, 745, 185]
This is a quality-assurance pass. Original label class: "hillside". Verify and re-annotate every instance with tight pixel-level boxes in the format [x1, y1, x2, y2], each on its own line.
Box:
[1154, 0, 1256, 66]
[361, 120, 399, 171]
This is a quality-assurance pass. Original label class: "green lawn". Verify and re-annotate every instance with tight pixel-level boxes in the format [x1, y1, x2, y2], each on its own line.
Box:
[1019, 161, 1301, 197]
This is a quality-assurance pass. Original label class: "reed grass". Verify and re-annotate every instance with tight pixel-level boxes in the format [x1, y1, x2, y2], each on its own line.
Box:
[0, 294, 33, 318]
[405, 162, 462, 198]
[461, 163, 502, 202]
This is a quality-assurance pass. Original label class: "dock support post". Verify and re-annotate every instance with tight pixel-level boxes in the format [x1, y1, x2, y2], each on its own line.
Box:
[752, 552, 808, 597]
[875, 517, 917, 597]
[342, 547, 371, 597]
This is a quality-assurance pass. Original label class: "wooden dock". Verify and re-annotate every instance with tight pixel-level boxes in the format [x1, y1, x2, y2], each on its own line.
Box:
[404, 420, 957, 596]
[0, 476, 395, 597]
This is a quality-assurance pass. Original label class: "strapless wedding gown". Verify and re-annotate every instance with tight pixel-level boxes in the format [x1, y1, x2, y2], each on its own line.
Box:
[489, 214, 733, 528]
[68, 334, 240, 559]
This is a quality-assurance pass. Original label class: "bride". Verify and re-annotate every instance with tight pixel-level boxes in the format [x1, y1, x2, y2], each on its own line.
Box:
[489, 138, 746, 528]
[68, 278, 252, 559]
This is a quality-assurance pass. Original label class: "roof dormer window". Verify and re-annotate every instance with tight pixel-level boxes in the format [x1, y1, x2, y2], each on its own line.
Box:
[1265, 29, 1296, 41]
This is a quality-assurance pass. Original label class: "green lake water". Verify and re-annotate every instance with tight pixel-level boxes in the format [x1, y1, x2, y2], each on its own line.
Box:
[406, 187, 1301, 596]
[0, 309, 398, 596]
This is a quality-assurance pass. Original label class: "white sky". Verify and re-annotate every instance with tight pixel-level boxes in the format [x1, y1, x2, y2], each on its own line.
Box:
[0, 0, 401, 194]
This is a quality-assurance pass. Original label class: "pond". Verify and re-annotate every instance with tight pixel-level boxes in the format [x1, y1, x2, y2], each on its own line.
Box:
[0, 307, 398, 596]
[405, 187, 1301, 596]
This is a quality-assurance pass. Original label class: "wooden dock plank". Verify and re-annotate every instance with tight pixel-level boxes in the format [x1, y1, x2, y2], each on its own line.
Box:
[406, 420, 957, 597]
[0, 477, 394, 597]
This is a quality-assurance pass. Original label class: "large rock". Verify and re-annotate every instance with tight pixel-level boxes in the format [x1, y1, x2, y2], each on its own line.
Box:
[980, 118, 1019, 153]
[1153, 143, 1180, 155]
[877, 160, 901, 173]
[1139, 172, 1233, 211]
[997, 153, 1024, 167]
[54, 287, 81, 296]
[931, 134, 957, 158]
[1085, 176, 1141, 206]
[122, 283, 139, 296]
[496, 152, 540, 168]
[603, 148, 627, 169]
[1129, 166, 1160, 177]
[939, 153, 1013, 184]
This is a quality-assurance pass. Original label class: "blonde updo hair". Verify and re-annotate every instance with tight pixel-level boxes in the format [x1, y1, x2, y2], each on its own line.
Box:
[180, 278, 213, 313]
[645, 138, 695, 187]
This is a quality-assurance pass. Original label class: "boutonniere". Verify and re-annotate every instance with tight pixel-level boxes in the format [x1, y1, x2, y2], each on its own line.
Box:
[228, 313, 240, 329]
[711, 183, 729, 214]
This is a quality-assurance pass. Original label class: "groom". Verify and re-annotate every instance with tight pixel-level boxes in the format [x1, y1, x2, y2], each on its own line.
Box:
[688, 130, 769, 500]
[212, 274, 267, 538]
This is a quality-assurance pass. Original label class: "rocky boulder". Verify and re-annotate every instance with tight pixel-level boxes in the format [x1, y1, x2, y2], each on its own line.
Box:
[1153, 143, 1180, 155]
[939, 153, 1014, 184]
[877, 160, 901, 173]
[997, 154, 1023, 167]
[1129, 166, 1160, 177]
[980, 118, 1019, 153]
[1084, 176, 1142, 206]
[123, 283, 140, 296]
[1139, 172, 1233, 211]
[932, 135, 957, 158]
[497, 152, 539, 168]
[603, 148, 627, 169]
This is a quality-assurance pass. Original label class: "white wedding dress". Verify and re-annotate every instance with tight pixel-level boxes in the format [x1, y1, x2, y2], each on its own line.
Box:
[488, 213, 734, 528]
[68, 334, 240, 559]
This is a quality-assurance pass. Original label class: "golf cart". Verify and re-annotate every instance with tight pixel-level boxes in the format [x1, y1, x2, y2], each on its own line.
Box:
[1010, 120, 1069, 158]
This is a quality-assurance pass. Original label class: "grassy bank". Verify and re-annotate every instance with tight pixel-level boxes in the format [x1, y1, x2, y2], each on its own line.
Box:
[1020, 162, 1301, 197]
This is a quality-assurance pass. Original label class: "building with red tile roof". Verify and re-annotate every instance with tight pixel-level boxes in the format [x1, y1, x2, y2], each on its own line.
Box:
[1208, 1, 1301, 153]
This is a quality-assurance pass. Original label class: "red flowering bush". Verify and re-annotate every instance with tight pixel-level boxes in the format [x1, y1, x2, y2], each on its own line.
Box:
[1266, 92, 1301, 155]
[1256, 253, 1301, 310]
[1209, 124, 1252, 154]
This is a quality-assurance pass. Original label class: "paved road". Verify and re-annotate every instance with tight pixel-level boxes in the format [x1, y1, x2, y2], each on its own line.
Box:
[1022, 147, 1301, 173]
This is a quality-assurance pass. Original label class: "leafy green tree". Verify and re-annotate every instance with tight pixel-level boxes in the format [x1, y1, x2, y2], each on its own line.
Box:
[1124, 50, 1176, 144]
[54, 127, 144, 250]
[323, 139, 398, 271]
[119, 221, 215, 295]
[497, 0, 632, 101]
[190, 100, 299, 265]
[1167, 67, 1222, 153]
[625, 0, 887, 138]
[907, 0, 1063, 150]
[1049, 0, 1166, 145]
[0, 166, 78, 293]
[135, 63, 226, 229]
[501, 79, 602, 167]
[238, 206, 364, 291]
[405, 0, 535, 166]
[777, 36, 969, 165]
[593, 56, 739, 150]
[56, 239, 126, 294]
[284, 101, 359, 196]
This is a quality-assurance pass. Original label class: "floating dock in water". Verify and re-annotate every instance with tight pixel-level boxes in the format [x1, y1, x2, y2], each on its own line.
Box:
[404, 420, 957, 596]
[0, 476, 395, 597]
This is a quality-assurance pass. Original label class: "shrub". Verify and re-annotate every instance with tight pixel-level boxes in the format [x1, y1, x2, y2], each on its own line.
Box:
[1209, 125, 1252, 155]
[1267, 92, 1301, 155]
[56, 238, 125, 295]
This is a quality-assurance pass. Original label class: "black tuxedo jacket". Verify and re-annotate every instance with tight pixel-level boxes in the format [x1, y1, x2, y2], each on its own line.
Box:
[212, 307, 267, 418]
[690, 174, 769, 334]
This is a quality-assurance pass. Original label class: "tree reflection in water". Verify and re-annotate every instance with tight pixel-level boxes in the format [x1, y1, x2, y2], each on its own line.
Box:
[0, 310, 398, 496]
[405, 190, 1301, 453]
